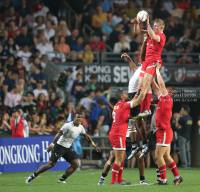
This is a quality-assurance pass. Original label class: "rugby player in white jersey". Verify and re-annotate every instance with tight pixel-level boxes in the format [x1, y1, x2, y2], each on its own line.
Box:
[26, 112, 101, 184]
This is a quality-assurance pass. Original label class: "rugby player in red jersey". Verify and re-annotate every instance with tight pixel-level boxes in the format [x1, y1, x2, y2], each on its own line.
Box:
[152, 63, 183, 185]
[131, 15, 166, 118]
[109, 85, 149, 185]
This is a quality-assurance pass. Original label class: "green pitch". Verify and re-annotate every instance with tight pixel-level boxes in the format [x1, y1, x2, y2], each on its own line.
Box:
[0, 168, 200, 192]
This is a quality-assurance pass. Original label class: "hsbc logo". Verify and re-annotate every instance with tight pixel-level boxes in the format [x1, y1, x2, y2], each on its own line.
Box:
[174, 68, 186, 83]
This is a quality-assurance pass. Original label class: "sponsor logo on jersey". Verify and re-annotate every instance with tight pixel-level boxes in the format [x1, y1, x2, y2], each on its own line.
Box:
[174, 67, 186, 83]
[114, 106, 120, 110]
[146, 43, 153, 46]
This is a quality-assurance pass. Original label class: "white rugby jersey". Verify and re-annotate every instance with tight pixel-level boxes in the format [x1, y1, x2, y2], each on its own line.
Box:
[57, 121, 86, 148]
[128, 66, 142, 93]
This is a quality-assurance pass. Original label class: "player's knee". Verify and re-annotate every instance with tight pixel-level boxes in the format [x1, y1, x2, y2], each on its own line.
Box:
[109, 151, 115, 163]
[48, 161, 55, 169]
[71, 160, 79, 170]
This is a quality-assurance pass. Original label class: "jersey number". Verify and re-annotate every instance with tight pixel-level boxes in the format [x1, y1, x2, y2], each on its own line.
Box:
[112, 112, 116, 122]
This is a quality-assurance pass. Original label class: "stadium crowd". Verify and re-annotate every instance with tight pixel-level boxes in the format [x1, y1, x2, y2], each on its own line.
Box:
[0, 0, 198, 167]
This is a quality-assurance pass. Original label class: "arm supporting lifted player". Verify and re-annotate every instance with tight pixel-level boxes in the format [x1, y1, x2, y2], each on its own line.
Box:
[46, 130, 101, 153]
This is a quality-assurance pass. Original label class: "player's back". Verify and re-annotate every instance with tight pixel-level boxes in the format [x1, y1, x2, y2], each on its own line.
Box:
[145, 33, 166, 61]
[156, 94, 172, 130]
[110, 102, 131, 137]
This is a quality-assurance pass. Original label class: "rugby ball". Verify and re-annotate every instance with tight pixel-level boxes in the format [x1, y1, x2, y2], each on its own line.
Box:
[137, 10, 148, 22]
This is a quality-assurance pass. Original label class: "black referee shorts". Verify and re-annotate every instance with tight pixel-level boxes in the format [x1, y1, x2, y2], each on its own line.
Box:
[148, 130, 156, 151]
[50, 144, 77, 163]
[128, 92, 140, 117]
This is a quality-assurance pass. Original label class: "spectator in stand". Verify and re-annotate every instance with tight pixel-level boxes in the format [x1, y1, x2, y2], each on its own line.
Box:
[3, 6, 22, 27]
[17, 0, 30, 19]
[4, 36, 19, 55]
[76, 89, 95, 118]
[50, 80, 65, 103]
[124, 0, 139, 19]
[33, 16, 45, 35]
[33, 0, 49, 18]
[78, 44, 94, 63]
[37, 93, 47, 109]
[7, 20, 21, 38]
[182, 12, 194, 29]
[36, 35, 53, 56]
[90, 33, 106, 52]
[168, 1, 184, 18]
[17, 45, 32, 61]
[46, 11, 58, 29]
[101, 12, 116, 42]
[22, 55, 34, 72]
[176, 105, 192, 168]
[51, 98, 62, 119]
[91, 6, 107, 34]
[0, 30, 8, 46]
[109, 23, 123, 49]
[48, 43, 66, 63]
[171, 17, 185, 37]
[11, 108, 29, 138]
[176, 45, 193, 64]
[44, 20, 55, 42]
[164, 0, 173, 11]
[4, 54, 15, 74]
[3, 70, 19, 95]
[71, 36, 84, 52]
[65, 68, 73, 102]
[141, 0, 153, 14]
[0, 21, 5, 38]
[113, 0, 129, 8]
[0, 43, 9, 65]
[0, 0, 11, 14]
[13, 57, 26, 78]
[56, 20, 71, 37]
[68, 50, 82, 63]
[113, 34, 130, 53]
[4, 84, 22, 108]
[46, 92, 56, 109]
[72, 65, 83, 80]
[58, 36, 70, 53]
[90, 88, 107, 134]
[70, 73, 84, 107]
[100, 0, 114, 13]
[153, 1, 170, 20]
[33, 79, 48, 100]
[29, 64, 46, 89]
[22, 91, 36, 107]
[15, 25, 34, 48]
[120, 12, 130, 34]
[0, 112, 10, 130]
[112, 8, 124, 24]
[86, 74, 98, 91]
[178, 0, 190, 12]
[66, 29, 79, 49]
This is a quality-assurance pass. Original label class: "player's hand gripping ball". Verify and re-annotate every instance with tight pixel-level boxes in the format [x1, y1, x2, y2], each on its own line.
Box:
[137, 10, 148, 22]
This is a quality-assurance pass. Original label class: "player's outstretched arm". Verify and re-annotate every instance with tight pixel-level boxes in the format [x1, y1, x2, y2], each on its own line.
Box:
[146, 15, 160, 42]
[152, 79, 161, 96]
[82, 133, 101, 152]
[131, 18, 146, 35]
[46, 130, 63, 152]
[121, 53, 138, 72]
[156, 63, 168, 96]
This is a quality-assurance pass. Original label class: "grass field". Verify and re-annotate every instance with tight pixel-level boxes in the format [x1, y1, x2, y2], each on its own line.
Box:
[0, 168, 200, 192]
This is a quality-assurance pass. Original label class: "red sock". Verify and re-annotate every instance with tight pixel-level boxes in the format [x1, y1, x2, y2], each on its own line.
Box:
[140, 98, 145, 113]
[168, 161, 179, 178]
[145, 93, 152, 111]
[111, 163, 120, 184]
[118, 162, 124, 182]
[159, 165, 166, 180]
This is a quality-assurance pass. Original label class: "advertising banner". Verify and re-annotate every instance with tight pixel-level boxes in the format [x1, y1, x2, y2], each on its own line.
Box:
[0, 136, 68, 173]
[82, 64, 200, 85]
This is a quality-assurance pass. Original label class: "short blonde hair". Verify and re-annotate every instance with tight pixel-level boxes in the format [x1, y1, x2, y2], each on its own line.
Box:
[155, 19, 165, 29]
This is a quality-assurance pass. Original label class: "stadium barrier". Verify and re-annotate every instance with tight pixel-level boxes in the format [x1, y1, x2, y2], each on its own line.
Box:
[0, 136, 69, 173]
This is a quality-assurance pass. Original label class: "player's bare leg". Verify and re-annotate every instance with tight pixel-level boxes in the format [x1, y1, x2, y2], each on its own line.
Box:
[26, 161, 56, 183]
[98, 151, 115, 185]
[151, 149, 161, 183]
[111, 150, 126, 185]
[138, 73, 154, 117]
[58, 159, 79, 183]
[163, 146, 183, 185]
